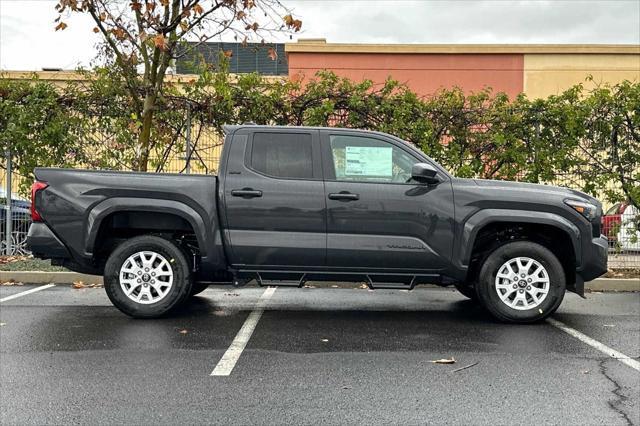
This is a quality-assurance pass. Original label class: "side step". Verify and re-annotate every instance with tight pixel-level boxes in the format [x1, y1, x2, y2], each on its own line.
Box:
[255, 272, 308, 288]
[365, 275, 417, 290]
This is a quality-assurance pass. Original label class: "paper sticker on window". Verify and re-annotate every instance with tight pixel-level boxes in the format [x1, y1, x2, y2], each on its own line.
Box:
[345, 146, 393, 176]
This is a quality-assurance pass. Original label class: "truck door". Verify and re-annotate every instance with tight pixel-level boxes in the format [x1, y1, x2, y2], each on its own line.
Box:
[222, 129, 326, 268]
[321, 130, 454, 272]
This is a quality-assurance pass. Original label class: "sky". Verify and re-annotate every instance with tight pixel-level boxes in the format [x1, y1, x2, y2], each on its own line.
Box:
[1, 0, 639, 70]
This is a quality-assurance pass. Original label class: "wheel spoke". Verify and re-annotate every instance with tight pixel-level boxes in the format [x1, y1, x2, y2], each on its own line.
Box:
[494, 256, 550, 311]
[119, 250, 174, 305]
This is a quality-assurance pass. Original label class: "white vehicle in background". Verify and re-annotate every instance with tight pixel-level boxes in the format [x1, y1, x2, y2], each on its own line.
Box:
[617, 204, 640, 252]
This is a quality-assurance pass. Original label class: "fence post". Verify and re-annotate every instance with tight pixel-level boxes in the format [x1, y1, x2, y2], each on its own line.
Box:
[4, 149, 12, 255]
[185, 105, 192, 174]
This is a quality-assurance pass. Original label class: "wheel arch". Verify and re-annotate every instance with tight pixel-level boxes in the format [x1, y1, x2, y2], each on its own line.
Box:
[84, 198, 209, 260]
[459, 209, 582, 294]
[460, 209, 581, 267]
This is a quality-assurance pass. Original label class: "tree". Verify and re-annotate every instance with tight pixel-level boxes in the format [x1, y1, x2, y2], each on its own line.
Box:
[54, 0, 301, 171]
[0, 77, 84, 193]
[570, 80, 640, 211]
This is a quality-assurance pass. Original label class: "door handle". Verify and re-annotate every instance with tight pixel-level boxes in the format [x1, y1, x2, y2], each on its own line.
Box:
[328, 192, 359, 201]
[231, 189, 263, 198]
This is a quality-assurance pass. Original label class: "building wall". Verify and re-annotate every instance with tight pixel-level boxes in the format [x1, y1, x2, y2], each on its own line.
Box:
[286, 41, 640, 99]
[523, 54, 640, 98]
[288, 52, 524, 98]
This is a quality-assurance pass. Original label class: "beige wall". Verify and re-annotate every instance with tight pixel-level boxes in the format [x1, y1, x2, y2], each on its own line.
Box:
[523, 54, 640, 99]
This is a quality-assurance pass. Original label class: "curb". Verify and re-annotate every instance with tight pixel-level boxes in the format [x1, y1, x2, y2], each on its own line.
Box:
[1, 271, 638, 291]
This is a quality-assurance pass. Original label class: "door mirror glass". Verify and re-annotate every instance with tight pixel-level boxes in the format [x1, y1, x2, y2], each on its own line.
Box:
[411, 163, 440, 184]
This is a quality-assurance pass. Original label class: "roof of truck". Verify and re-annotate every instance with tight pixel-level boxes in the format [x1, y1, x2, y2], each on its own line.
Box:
[222, 124, 402, 139]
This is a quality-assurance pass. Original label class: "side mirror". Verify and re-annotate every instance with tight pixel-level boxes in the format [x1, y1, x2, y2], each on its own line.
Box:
[411, 163, 440, 184]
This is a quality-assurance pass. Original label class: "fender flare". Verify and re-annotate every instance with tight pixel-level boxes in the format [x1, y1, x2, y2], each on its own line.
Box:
[84, 197, 209, 258]
[457, 209, 582, 269]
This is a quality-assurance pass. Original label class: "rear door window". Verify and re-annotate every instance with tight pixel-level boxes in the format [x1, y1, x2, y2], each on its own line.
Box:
[250, 132, 313, 179]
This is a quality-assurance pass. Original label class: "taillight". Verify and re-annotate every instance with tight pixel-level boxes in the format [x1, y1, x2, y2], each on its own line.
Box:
[31, 181, 48, 222]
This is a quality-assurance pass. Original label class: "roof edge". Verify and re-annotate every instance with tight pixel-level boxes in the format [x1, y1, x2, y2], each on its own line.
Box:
[285, 41, 640, 55]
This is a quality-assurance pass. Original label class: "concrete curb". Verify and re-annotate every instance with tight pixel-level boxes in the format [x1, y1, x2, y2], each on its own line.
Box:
[1, 271, 638, 291]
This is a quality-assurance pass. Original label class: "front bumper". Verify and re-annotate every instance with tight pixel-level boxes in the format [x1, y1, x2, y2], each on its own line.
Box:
[578, 235, 608, 282]
[26, 222, 71, 259]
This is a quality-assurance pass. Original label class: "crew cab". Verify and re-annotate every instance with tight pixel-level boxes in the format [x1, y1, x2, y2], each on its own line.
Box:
[27, 125, 608, 323]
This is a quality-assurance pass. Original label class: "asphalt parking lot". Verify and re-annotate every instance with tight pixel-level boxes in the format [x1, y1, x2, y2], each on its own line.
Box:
[1, 284, 639, 425]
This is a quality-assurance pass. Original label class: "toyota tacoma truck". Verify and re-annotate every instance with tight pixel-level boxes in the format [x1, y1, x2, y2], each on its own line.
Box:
[27, 125, 608, 323]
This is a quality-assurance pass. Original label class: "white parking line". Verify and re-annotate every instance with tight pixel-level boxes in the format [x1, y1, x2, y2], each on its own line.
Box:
[0, 284, 56, 303]
[211, 287, 276, 376]
[548, 317, 640, 372]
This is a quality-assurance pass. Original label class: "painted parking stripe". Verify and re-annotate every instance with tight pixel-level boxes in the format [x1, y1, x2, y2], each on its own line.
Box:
[0, 284, 56, 303]
[211, 287, 276, 376]
[548, 317, 640, 372]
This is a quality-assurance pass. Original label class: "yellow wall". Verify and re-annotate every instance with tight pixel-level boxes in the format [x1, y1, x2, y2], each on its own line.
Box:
[523, 53, 640, 99]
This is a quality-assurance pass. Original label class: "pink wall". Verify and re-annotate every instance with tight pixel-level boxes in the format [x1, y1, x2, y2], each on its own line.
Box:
[288, 52, 525, 98]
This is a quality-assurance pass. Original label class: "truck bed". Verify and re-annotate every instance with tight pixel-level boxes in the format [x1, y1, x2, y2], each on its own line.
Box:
[31, 168, 220, 274]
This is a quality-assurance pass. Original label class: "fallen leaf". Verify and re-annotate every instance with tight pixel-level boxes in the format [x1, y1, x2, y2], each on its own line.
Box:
[603, 324, 616, 327]
[1, 280, 24, 286]
[341, 385, 351, 390]
[321, 338, 329, 342]
[581, 370, 590, 374]
[431, 357, 456, 364]
[179, 329, 188, 334]
[0, 323, 6, 327]
[224, 292, 239, 297]
[72, 281, 103, 289]
[331, 285, 339, 288]
[357, 283, 368, 289]
[303, 284, 315, 288]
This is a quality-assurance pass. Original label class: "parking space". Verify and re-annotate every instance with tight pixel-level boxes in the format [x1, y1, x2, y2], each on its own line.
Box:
[1, 284, 639, 425]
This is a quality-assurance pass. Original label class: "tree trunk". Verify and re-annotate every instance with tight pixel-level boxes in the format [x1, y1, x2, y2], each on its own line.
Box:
[136, 93, 156, 172]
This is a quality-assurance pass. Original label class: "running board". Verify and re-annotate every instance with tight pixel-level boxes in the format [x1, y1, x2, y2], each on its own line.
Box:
[365, 275, 417, 290]
[255, 272, 307, 288]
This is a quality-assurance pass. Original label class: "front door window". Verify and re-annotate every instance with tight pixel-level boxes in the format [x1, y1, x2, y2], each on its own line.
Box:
[329, 135, 417, 183]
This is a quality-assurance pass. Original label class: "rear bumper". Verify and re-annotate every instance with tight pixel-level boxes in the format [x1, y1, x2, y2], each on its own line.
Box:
[26, 223, 71, 259]
[578, 235, 608, 282]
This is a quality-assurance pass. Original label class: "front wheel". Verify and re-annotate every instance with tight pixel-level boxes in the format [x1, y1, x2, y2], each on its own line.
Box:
[104, 235, 193, 318]
[476, 241, 566, 323]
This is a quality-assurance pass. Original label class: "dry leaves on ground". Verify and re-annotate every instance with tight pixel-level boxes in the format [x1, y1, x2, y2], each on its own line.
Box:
[431, 357, 456, 364]
[1, 280, 24, 286]
[0, 255, 29, 265]
[71, 281, 103, 289]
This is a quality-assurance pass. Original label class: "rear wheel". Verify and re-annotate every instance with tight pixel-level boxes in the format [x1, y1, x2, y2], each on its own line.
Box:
[476, 241, 566, 323]
[104, 235, 193, 318]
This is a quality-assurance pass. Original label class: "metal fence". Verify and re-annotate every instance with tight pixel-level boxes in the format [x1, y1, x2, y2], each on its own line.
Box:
[1, 135, 639, 269]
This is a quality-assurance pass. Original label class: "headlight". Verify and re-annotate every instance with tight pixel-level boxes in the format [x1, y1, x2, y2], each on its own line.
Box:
[564, 199, 597, 221]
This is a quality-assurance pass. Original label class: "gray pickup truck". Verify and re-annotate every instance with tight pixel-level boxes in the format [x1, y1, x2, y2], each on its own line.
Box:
[27, 125, 608, 322]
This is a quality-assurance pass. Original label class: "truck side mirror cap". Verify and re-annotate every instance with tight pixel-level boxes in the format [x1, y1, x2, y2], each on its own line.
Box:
[411, 163, 440, 184]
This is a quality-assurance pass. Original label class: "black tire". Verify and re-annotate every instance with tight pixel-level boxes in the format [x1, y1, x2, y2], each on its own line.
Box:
[104, 235, 193, 318]
[190, 282, 210, 296]
[476, 241, 566, 324]
[454, 283, 478, 301]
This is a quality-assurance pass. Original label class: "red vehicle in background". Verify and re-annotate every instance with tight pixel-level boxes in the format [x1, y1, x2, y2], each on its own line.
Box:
[602, 202, 629, 242]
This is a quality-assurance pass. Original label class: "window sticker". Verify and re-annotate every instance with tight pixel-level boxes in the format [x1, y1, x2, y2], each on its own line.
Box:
[344, 146, 393, 176]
